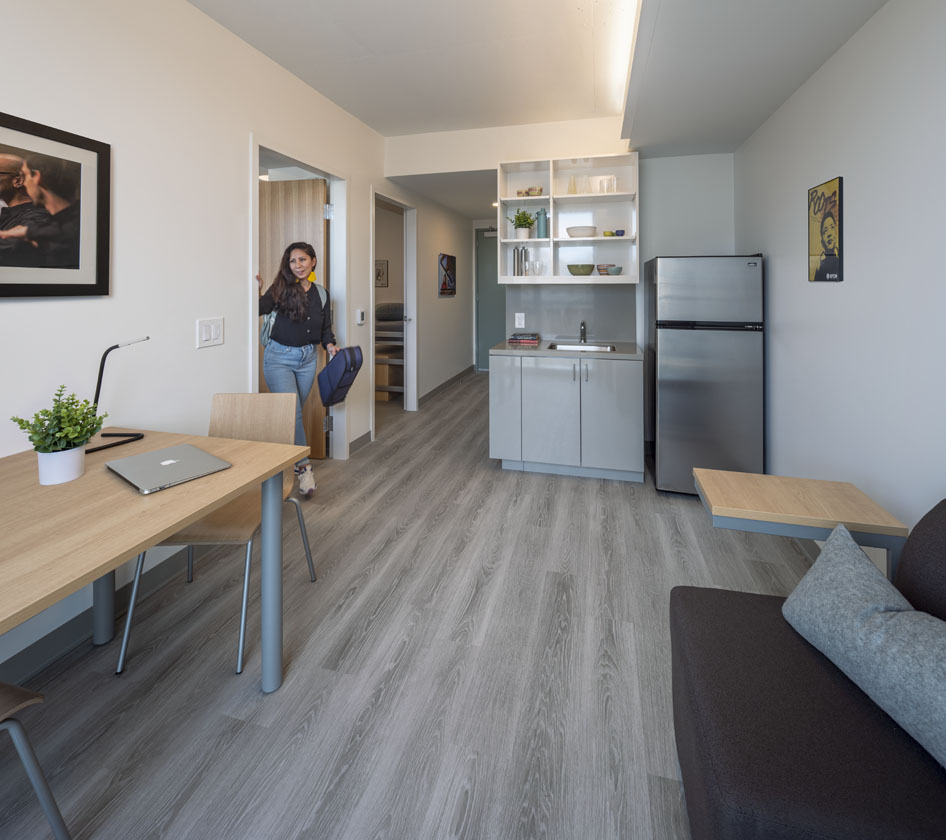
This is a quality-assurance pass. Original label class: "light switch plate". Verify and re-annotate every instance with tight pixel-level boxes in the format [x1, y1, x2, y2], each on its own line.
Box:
[515, 312, 525, 328]
[196, 317, 224, 348]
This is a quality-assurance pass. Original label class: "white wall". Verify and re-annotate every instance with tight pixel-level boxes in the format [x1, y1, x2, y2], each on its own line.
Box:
[639, 154, 735, 262]
[374, 204, 405, 304]
[734, 0, 946, 527]
[0, 0, 471, 663]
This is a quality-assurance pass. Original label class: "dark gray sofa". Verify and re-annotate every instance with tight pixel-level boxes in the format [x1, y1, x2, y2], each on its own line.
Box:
[669, 499, 946, 840]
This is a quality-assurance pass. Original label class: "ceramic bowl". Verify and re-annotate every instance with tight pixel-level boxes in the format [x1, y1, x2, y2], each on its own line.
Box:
[614, 229, 625, 236]
[603, 231, 615, 236]
[567, 264, 594, 276]
[516, 189, 528, 197]
[596, 263, 615, 275]
[566, 226, 596, 238]
[606, 266, 623, 275]
[528, 186, 543, 196]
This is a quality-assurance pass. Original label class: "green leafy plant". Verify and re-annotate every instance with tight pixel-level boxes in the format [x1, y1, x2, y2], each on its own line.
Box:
[11, 385, 107, 453]
[506, 208, 536, 229]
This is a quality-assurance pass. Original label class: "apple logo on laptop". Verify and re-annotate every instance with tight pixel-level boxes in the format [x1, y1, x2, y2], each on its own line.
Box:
[160, 459, 180, 466]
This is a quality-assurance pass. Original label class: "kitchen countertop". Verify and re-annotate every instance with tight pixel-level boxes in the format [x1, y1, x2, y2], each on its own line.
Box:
[490, 340, 643, 360]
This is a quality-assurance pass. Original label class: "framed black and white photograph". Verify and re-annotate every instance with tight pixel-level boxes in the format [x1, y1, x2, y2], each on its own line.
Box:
[0, 112, 110, 297]
[375, 259, 388, 288]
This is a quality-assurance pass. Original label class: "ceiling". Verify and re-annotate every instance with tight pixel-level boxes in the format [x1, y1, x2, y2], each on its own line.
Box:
[190, 0, 889, 217]
[187, 0, 636, 136]
[623, 0, 889, 157]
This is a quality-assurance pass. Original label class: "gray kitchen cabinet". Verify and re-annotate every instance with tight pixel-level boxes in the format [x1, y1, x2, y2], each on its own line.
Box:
[489, 355, 522, 460]
[521, 356, 581, 466]
[580, 358, 643, 472]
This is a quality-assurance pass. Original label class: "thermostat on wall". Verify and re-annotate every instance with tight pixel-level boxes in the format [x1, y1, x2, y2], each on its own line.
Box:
[356, 309, 366, 325]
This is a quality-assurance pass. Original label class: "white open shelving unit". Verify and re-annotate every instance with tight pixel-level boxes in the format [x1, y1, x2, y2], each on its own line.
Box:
[497, 153, 639, 284]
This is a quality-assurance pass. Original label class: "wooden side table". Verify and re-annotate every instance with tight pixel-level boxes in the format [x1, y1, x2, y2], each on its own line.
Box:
[693, 469, 909, 578]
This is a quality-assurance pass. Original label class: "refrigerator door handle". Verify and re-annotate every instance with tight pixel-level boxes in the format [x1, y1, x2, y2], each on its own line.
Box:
[585, 362, 589, 382]
[572, 363, 576, 382]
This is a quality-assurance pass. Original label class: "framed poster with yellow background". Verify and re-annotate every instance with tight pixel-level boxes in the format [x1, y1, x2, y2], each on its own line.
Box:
[808, 177, 843, 282]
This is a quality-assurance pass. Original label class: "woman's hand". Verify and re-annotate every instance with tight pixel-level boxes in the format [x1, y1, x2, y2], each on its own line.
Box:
[0, 225, 27, 240]
[326, 343, 338, 359]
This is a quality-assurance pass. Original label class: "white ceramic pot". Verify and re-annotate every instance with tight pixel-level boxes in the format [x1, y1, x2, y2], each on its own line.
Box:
[515, 227, 532, 240]
[37, 445, 86, 486]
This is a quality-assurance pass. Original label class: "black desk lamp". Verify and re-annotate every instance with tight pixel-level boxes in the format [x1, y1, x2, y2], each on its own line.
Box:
[86, 336, 150, 454]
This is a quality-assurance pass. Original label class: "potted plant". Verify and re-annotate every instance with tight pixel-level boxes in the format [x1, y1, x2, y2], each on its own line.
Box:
[11, 385, 107, 485]
[506, 208, 536, 240]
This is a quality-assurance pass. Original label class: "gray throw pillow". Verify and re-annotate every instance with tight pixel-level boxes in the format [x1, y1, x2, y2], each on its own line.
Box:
[783, 524, 946, 769]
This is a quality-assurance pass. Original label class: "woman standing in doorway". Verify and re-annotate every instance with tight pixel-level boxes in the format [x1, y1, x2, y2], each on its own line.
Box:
[258, 241, 337, 497]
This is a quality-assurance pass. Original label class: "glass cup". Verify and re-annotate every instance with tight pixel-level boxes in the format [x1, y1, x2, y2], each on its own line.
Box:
[530, 261, 543, 276]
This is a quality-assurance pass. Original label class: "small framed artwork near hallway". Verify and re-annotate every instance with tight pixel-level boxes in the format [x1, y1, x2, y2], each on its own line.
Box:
[808, 176, 842, 282]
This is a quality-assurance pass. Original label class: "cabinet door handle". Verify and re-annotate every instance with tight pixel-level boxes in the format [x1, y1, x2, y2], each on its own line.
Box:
[572, 363, 576, 381]
[584, 362, 589, 382]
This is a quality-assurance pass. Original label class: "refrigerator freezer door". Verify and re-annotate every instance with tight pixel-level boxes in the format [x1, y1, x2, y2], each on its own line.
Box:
[655, 257, 763, 324]
[655, 328, 764, 493]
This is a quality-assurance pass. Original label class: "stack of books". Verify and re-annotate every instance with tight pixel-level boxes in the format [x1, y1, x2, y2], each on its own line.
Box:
[508, 332, 540, 347]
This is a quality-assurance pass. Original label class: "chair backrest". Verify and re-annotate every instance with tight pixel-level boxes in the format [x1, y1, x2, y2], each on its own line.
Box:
[209, 393, 296, 445]
[894, 498, 946, 621]
[209, 394, 300, 496]
[0, 682, 42, 721]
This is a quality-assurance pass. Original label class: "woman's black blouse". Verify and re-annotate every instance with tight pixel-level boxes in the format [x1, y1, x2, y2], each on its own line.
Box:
[259, 284, 336, 348]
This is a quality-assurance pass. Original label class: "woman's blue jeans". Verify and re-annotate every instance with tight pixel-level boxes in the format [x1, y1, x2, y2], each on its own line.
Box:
[262, 340, 317, 468]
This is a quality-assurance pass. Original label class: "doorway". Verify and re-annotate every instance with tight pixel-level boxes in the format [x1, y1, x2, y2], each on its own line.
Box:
[373, 196, 405, 434]
[255, 146, 338, 460]
[475, 227, 503, 370]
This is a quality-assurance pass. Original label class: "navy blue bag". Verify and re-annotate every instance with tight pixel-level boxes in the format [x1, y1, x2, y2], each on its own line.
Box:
[317, 346, 363, 406]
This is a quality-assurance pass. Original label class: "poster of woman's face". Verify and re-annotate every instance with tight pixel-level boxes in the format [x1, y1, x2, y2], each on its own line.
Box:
[808, 177, 843, 283]
[0, 112, 110, 297]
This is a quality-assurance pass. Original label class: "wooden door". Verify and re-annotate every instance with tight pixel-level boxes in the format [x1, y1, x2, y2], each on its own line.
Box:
[258, 177, 330, 459]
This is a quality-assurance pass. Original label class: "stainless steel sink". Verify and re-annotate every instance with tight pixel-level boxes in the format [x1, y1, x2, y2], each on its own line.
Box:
[548, 343, 617, 352]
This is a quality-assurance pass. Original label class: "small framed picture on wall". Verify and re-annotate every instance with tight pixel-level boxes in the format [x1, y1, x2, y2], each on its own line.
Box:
[375, 259, 388, 287]
[808, 177, 842, 282]
[438, 253, 456, 297]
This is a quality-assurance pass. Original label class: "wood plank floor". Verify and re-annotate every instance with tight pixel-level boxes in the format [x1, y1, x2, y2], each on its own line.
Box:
[0, 373, 811, 839]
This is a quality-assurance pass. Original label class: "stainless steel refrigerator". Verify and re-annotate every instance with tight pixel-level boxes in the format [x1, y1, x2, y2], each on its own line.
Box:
[644, 256, 764, 494]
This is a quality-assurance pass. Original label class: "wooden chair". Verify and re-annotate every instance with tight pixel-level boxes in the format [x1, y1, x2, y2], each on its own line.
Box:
[116, 393, 316, 675]
[1, 682, 71, 839]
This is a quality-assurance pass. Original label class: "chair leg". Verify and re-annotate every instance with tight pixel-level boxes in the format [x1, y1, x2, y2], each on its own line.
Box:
[116, 552, 146, 674]
[0, 719, 71, 840]
[186, 545, 194, 583]
[236, 539, 253, 675]
[286, 496, 316, 582]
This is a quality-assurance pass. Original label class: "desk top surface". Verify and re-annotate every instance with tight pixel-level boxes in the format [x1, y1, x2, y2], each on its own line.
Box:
[693, 468, 908, 537]
[0, 429, 308, 635]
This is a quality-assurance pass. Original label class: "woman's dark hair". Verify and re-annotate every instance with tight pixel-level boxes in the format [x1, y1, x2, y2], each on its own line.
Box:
[24, 153, 81, 202]
[269, 242, 317, 321]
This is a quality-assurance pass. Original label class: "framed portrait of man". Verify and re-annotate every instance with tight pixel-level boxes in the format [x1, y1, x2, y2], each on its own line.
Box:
[0, 111, 110, 297]
[808, 177, 842, 283]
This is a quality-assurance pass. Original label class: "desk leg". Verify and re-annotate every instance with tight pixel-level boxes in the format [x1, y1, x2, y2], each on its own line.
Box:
[92, 572, 115, 645]
[260, 473, 283, 693]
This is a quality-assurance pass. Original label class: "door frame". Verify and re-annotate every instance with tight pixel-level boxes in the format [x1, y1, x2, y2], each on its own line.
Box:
[472, 220, 500, 371]
[369, 188, 418, 441]
[248, 133, 351, 459]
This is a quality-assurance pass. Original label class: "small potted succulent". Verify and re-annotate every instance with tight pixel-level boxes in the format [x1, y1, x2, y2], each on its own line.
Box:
[506, 208, 536, 240]
[11, 385, 107, 485]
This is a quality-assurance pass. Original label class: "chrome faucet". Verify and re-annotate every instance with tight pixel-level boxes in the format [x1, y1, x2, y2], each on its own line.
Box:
[580, 321, 587, 343]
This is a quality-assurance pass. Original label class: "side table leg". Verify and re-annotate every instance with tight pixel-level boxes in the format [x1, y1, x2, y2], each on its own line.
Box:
[92, 572, 115, 645]
[260, 473, 283, 693]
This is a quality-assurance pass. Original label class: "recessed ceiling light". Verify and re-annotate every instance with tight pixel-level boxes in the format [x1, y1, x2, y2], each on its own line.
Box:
[491, 201, 498, 207]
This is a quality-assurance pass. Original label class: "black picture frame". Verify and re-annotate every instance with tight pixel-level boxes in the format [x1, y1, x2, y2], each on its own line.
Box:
[807, 176, 842, 283]
[0, 111, 110, 297]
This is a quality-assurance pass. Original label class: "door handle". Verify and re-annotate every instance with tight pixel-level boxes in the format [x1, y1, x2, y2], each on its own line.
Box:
[403, 315, 412, 322]
[572, 363, 576, 381]
[585, 362, 589, 382]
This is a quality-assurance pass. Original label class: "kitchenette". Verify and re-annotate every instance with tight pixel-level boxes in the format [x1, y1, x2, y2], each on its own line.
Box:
[489, 152, 645, 482]
[488, 153, 765, 492]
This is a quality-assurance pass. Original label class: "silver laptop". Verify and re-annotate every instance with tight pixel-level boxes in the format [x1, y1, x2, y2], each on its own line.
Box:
[106, 444, 231, 494]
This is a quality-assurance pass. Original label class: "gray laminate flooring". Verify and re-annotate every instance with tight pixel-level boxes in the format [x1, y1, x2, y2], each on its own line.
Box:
[0, 373, 811, 839]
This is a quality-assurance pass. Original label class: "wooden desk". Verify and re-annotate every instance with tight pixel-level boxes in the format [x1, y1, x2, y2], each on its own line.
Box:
[693, 468, 909, 578]
[0, 429, 308, 692]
